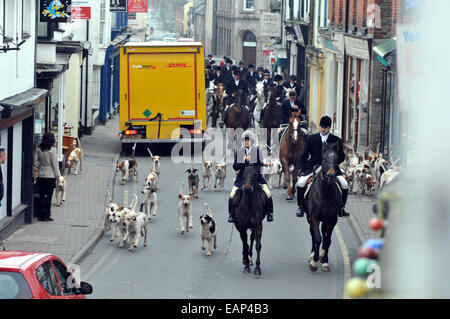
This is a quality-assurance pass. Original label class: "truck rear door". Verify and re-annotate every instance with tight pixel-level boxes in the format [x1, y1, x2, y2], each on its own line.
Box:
[127, 52, 198, 125]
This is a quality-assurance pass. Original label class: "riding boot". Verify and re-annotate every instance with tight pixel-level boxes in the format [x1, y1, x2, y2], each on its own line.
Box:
[296, 186, 307, 217]
[228, 198, 234, 223]
[339, 188, 350, 217]
[266, 197, 274, 222]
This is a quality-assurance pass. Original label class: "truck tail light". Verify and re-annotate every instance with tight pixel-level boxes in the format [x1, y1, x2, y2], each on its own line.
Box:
[124, 130, 137, 135]
[189, 129, 202, 135]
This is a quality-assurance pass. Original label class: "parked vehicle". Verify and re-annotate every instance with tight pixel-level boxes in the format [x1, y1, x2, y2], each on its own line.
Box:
[119, 41, 206, 152]
[0, 251, 93, 299]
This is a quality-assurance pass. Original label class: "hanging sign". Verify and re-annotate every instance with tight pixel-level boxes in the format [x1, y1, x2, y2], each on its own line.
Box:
[40, 0, 71, 22]
[111, 0, 128, 12]
[128, 0, 148, 13]
[72, 0, 92, 19]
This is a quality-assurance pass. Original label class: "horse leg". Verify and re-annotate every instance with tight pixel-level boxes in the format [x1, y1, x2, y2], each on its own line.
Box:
[249, 231, 255, 266]
[240, 230, 251, 273]
[320, 220, 337, 272]
[309, 220, 322, 272]
[283, 162, 293, 200]
[291, 164, 299, 196]
[254, 226, 263, 276]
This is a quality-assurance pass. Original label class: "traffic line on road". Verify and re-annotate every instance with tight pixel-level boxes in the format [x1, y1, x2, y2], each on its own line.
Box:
[83, 245, 115, 282]
[335, 225, 351, 299]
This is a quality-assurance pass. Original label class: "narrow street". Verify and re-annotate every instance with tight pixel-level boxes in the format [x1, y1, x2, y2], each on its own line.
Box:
[80, 145, 361, 299]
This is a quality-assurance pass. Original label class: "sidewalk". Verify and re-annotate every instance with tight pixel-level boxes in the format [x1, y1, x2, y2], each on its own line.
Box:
[3, 116, 121, 265]
[346, 193, 379, 245]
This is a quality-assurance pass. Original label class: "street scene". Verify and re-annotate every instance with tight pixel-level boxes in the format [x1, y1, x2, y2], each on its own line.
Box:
[0, 0, 448, 304]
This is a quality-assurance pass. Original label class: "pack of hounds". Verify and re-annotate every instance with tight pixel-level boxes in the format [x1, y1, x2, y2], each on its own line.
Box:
[104, 142, 403, 253]
[106, 144, 218, 255]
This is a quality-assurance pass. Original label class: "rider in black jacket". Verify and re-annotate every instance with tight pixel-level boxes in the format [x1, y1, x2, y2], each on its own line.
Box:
[295, 115, 350, 218]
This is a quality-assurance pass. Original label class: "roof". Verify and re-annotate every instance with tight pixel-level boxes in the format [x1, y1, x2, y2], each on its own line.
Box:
[123, 41, 203, 47]
[0, 88, 48, 108]
[0, 251, 51, 271]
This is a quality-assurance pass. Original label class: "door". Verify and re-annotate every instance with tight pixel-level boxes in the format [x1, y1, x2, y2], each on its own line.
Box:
[127, 52, 197, 122]
[242, 31, 257, 66]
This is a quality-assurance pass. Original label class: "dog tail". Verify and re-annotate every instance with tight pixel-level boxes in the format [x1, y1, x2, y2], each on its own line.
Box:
[139, 202, 145, 213]
[147, 147, 153, 158]
[76, 137, 82, 154]
[129, 193, 138, 211]
[204, 202, 213, 216]
[131, 143, 137, 160]
[179, 183, 184, 196]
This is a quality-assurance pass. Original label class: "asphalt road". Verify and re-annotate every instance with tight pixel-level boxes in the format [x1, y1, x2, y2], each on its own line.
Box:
[79, 143, 361, 299]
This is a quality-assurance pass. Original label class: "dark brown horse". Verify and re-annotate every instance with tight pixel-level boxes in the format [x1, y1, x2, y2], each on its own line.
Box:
[261, 86, 281, 148]
[224, 90, 250, 148]
[280, 113, 306, 200]
[210, 83, 225, 128]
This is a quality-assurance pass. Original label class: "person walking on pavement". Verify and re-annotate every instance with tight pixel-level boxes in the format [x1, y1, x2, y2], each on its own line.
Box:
[227, 130, 273, 223]
[34, 132, 61, 222]
[0, 148, 6, 207]
[295, 115, 350, 218]
[298, 80, 306, 108]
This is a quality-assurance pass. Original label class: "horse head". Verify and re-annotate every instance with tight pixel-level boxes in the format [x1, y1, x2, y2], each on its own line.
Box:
[243, 164, 258, 192]
[284, 87, 296, 99]
[255, 81, 265, 98]
[321, 142, 340, 184]
[288, 114, 303, 143]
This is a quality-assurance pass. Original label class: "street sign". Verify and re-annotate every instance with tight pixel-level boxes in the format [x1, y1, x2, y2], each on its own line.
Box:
[72, 0, 92, 20]
[39, 0, 71, 22]
[261, 13, 281, 37]
[128, 0, 148, 13]
[110, 0, 128, 12]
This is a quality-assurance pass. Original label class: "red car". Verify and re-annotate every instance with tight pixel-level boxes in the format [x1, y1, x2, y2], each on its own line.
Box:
[0, 251, 93, 299]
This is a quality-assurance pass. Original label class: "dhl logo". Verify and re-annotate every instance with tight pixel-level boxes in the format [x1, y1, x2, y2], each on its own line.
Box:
[167, 63, 191, 68]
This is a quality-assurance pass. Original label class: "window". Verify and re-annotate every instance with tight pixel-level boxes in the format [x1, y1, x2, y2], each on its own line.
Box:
[300, 0, 310, 22]
[0, 272, 33, 299]
[35, 261, 61, 296]
[52, 260, 76, 295]
[99, 0, 106, 45]
[244, 0, 254, 11]
[22, 0, 31, 38]
[3, 0, 15, 42]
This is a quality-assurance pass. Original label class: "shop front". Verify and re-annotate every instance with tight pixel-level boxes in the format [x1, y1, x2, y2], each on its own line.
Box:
[0, 88, 48, 235]
[343, 35, 372, 150]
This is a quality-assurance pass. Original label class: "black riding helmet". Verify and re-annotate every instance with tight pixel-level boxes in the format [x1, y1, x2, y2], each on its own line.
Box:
[319, 115, 332, 128]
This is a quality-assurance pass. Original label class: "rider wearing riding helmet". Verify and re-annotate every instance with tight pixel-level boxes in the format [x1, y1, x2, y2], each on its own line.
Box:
[296, 115, 350, 218]
[228, 130, 274, 223]
[273, 74, 284, 101]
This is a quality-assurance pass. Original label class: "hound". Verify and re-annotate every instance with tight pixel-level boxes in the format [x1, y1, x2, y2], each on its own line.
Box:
[144, 171, 159, 192]
[141, 184, 158, 220]
[178, 183, 193, 235]
[147, 148, 161, 176]
[214, 161, 227, 191]
[365, 173, 377, 195]
[262, 159, 273, 189]
[351, 163, 371, 195]
[116, 143, 139, 184]
[186, 168, 200, 198]
[123, 204, 149, 251]
[200, 203, 217, 256]
[201, 160, 213, 190]
[105, 197, 119, 233]
[66, 138, 83, 175]
[111, 194, 138, 246]
[55, 175, 67, 206]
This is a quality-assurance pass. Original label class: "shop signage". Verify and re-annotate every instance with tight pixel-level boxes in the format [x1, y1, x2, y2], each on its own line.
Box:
[261, 13, 281, 37]
[128, 0, 148, 13]
[110, 0, 128, 12]
[72, 0, 92, 19]
[345, 36, 370, 60]
[40, 0, 71, 22]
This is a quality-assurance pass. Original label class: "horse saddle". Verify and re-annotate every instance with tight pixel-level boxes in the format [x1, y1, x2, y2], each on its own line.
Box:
[304, 175, 342, 199]
[233, 186, 266, 207]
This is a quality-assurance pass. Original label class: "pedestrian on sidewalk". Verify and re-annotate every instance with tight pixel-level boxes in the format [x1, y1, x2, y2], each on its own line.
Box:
[34, 132, 61, 222]
[0, 148, 6, 207]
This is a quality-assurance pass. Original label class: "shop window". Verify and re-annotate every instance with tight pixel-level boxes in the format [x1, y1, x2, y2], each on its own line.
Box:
[244, 0, 254, 11]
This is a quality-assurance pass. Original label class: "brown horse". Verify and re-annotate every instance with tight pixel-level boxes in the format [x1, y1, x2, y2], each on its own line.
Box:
[280, 113, 306, 200]
[210, 83, 225, 128]
[262, 87, 281, 131]
[224, 90, 250, 149]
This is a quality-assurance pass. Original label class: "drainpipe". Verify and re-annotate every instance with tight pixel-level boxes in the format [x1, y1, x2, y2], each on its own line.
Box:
[341, 0, 350, 141]
[84, 20, 89, 134]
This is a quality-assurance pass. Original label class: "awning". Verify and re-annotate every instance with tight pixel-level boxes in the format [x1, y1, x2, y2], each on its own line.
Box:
[373, 38, 396, 59]
[273, 58, 287, 70]
[0, 88, 48, 119]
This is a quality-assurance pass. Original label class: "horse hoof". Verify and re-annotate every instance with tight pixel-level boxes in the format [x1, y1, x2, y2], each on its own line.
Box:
[254, 268, 261, 276]
[282, 185, 287, 189]
[243, 267, 251, 273]
[286, 195, 293, 201]
[321, 264, 330, 272]
[309, 261, 319, 272]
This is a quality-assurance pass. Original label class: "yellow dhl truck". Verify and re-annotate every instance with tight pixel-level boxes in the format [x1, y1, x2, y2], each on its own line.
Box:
[119, 41, 206, 151]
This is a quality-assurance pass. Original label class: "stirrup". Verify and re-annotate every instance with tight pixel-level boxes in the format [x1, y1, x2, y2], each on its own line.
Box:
[228, 214, 234, 223]
[339, 207, 350, 217]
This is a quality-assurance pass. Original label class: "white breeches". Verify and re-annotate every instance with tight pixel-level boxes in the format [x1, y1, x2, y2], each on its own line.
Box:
[230, 184, 271, 199]
[296, 166, 348, 189]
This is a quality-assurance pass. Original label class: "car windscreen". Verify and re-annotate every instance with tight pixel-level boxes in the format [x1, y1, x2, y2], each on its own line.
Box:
[0, 271, 33, 299]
